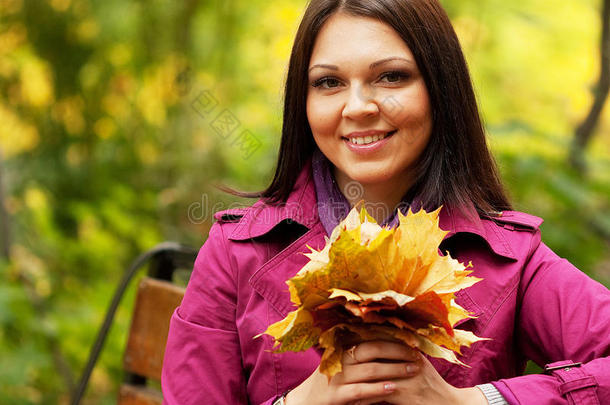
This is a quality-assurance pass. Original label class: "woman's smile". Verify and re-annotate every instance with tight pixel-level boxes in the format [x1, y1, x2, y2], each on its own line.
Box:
[342, 129, 397, 154]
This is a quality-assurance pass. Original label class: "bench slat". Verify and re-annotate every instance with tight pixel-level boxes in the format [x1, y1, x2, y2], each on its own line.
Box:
[123, 277, 185, 381]
[117, 384, 163, 405]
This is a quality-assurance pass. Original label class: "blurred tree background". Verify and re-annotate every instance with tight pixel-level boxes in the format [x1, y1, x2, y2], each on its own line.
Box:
[0, 0, 608, 403]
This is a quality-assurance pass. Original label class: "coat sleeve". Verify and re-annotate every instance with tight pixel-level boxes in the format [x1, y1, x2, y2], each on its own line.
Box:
[161, 222, 277, 405]
[491, 233, 610, 405]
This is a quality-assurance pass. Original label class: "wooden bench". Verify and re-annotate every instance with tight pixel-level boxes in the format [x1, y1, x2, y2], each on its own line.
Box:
[70, 243, 197, 405]
[117, 277, 185, 405]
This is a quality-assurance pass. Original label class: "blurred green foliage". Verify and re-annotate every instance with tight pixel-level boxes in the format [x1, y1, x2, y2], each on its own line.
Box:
[0, 0, 608, 403]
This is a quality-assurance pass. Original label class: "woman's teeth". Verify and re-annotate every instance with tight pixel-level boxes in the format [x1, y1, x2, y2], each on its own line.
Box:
[349, 131, 395, 145]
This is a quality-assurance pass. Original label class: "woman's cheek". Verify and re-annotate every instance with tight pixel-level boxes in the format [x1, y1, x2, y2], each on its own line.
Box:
[308, 97, 340, 135]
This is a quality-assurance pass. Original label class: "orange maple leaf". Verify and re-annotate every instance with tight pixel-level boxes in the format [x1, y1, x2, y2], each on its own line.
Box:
[258, 203, 487, 378]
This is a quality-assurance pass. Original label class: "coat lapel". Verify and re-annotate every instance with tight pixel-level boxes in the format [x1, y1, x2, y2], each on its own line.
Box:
[249, 222, 327, 317]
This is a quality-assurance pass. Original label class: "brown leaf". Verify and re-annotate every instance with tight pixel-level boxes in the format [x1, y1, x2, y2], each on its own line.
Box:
[258, 205, 487, 378]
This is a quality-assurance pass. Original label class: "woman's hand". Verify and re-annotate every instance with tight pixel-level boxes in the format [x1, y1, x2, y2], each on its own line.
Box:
[285, 340, 421, 405]
[371, 354, 488, 405]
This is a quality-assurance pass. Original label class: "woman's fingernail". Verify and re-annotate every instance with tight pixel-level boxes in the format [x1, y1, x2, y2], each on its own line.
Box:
[406, 364, 418, 373]
[384, 382, 396, 391]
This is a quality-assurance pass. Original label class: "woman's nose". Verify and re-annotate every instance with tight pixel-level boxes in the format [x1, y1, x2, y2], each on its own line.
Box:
[342, 84, 379, 120]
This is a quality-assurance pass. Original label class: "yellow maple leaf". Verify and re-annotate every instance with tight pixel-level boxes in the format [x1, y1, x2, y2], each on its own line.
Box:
[258, 203, 486, 378]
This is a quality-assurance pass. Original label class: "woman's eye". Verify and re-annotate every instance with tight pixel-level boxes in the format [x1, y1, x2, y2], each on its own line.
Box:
[312, 77, 341, 89]
[379, 71, 408, 83]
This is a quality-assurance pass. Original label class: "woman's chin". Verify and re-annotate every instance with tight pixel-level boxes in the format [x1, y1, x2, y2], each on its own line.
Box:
[343, 170, 399, 186]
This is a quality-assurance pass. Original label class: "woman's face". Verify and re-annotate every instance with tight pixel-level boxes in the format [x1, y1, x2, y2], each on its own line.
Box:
[306, 12, 432, 192]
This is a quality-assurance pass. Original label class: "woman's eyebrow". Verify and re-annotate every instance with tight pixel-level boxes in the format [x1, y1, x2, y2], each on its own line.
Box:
[308, 57, 414, 73]
[308, 63, 339, 73]
[369, 57, 414, 69]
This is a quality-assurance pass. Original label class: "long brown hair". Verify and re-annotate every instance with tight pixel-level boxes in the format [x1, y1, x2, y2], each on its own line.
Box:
[222, 0, 512, 215]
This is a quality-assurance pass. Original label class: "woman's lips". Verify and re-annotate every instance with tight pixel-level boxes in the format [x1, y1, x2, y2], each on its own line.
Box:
[342, 130, 397, 154]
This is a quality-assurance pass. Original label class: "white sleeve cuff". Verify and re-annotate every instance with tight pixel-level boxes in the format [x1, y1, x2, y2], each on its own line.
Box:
[476, 383, 509, 405]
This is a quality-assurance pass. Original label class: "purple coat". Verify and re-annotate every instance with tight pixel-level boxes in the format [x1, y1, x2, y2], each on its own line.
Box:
[162, 158, 610, 404]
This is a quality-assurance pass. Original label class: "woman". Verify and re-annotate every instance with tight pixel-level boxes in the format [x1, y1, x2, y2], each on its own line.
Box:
[162, 1, 610, 404]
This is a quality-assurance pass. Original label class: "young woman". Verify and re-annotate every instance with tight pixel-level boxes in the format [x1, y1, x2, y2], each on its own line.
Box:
[162, 1, 610, 404]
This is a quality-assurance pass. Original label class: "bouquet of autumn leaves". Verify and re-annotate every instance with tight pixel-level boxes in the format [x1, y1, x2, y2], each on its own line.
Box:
[258, 203, 486, 378]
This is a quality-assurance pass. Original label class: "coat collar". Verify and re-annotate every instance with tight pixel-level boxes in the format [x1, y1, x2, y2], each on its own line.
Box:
[228, 157, 517, 261]
[438, 203, 516, 260]
[228, 158, 320, 240]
